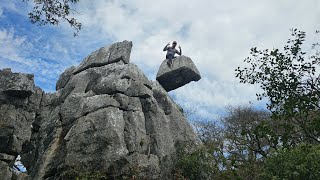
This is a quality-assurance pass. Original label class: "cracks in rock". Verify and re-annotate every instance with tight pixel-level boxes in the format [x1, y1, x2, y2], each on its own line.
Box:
[38, 126, 63, 179]
[121, 75, 131, 80]
[42, 86, 75, 108]
[57, 69, 75, 90]
[139, 97, 159, 157]
[73, 59, 125, 76]
[58, 112, 63, 123]
[82, 104, 136, 119]
[101, 90, 151, 101]
[123, 126, 133, 156]
[84, 71, 101, 93]
[73, 62, 110, 75]
[6, 128, 15, 155]
[88, 119, 97, 131]
[38, 90, 45, 110]
[144, 83, 153, 90]
[106, 51, 111, 63]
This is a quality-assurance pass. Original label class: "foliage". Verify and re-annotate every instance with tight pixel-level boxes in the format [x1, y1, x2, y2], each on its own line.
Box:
[190, 106, 270, 180]
[62, 168, 108, 180]
[236, 29, 320, 117]
[177, 29, 320, 180]
[59, 164, 141, 180]
[23, 0, 81, 36]
[235, 29, 320, 146]
[220, 106, 271, 179]
[174, 146, 216, 180]
[261, 144, 320, 180]
[222, 106, 273, 158]
[189, 106, 320, 179]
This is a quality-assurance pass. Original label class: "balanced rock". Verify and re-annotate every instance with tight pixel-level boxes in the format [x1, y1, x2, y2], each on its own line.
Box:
[73, 40, 133, 74]
[19, 41, 199, 180]
[156, 55, 201, 91]
[0, 68, 35, 97]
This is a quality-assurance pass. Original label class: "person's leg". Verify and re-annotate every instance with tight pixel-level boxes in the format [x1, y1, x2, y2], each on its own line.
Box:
[167, 54, 173, 67]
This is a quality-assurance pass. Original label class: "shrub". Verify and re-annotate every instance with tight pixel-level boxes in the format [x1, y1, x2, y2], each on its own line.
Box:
[261, 144, 320, 180]
[174, 147, 215, 180]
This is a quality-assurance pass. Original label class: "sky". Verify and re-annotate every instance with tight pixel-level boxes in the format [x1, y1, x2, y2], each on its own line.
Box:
[0, 0, 319, 120]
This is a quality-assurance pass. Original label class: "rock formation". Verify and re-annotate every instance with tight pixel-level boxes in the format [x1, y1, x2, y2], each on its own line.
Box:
[0, 68, 43, 179]
[0, 41, 200, 179]
[156, 55, 201, 92]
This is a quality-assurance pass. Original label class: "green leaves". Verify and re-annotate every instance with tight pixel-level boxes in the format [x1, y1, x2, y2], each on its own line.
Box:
[23, 0, 81, 36]
[235, 29, 320, 145]
[261, 144, 320, 180]
[175, 146, 216, 180]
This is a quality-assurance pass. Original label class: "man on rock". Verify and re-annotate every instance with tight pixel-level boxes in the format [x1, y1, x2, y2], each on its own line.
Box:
[163, 41, 182, 67]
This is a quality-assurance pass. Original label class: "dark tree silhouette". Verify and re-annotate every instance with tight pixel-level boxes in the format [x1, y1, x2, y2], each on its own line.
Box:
[23, 0, 81, 36]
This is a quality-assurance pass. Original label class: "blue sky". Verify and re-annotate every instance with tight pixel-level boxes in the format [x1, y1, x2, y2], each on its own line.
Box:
[0, 0, 319, 120]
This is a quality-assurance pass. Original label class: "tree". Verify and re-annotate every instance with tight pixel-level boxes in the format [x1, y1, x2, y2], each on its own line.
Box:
[261, 144, 320, 180]
[222, 106, 273, 158]
[23, 0, 81, 36]
[188, 106, 272, 180]
[235, 29, 320, 146]
[219, 106, 271, 180]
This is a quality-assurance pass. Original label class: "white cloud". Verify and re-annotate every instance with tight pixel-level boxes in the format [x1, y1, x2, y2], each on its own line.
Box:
[0, 28, 34, 66]
[2, 0, 320, 119]
[0, 28, 68, 92]
[0, 8, 3, 17]
[0, 0, 27, 16]
[68, 0, 320, 118]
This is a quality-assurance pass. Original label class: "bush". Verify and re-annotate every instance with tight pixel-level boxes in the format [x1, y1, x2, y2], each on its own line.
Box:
[174, 147, 215, 180]
[261, 144, 320, 180]
[60, 166, 109, 180]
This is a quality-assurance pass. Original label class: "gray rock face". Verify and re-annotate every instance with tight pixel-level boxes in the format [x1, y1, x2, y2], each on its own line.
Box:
[156, 55, 201, 91]
[0, 161, 12, 180]
[0, 68, 35, 97]
[0, 69, 43, 179]
[56, 66, 76, 90]
[0, 153, 15, 163]
[0, 41, 199, 180]
[73, 40, 133, 75]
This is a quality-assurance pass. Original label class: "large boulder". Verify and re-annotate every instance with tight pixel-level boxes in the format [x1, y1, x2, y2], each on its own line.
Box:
[0, 68, 35, 98]
[20, 41, 200, 180]
[156, 55, 201, 91]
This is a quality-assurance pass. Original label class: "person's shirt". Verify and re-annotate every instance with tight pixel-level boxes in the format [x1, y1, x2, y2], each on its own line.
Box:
[164, 46, 180, 56]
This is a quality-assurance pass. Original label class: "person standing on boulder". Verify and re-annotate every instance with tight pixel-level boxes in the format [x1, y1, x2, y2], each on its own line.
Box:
[163, 41, 182, 67]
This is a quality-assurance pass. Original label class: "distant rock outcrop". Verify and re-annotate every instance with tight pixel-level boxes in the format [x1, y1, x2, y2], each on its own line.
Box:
[156, 55, 201, 91]
[0, 41, 200, 179]
[0, 68, 35, 97]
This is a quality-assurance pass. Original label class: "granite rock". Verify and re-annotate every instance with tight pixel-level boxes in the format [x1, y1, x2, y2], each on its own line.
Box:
[156, 55, 201, 91]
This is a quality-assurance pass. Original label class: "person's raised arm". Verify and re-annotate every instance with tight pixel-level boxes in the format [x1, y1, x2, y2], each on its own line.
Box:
[177, 45, 182, 55]
[163, 42, 170, 51]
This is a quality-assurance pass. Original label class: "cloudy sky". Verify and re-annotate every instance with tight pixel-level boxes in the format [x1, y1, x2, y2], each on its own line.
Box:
[0, 0, 319, 120]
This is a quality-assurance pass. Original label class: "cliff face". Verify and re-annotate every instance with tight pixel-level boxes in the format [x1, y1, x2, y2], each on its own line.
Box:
[0, 41, 200, 179]
[0, 69, 43, 180]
